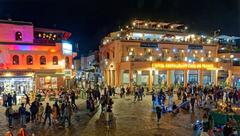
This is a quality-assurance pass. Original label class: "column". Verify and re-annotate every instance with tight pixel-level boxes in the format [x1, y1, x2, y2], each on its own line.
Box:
[228, 70, 232, 87]
[199, 70, 203, 86]
[137, 70, 141, 85]
[110, 70, 113, 86]
[184, 70, 188, 87]
[149, 70, 153, 90]
[215, 70, 218, 86]
[167, 70, 171, 87]
[129, 69, 133, 88]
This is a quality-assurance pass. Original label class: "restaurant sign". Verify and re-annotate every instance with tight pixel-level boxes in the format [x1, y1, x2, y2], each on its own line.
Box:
[152, 62, 218, 70]
[188, 44, 203, 50]
[140, 42, 158, 48]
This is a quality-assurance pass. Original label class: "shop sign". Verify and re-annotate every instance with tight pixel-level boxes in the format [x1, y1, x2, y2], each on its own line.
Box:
[188, 44, 203, 50]
[152, 62, 218, 70]
[64, 70, 72, 76]
[62, 42, 73, 56]
[140, 42, 158, 48]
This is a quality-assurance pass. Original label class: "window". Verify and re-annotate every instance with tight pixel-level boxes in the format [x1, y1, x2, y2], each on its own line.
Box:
[106, 52, 110, 59]
[53, 56, 58, 65]
[13, 55, 19, 65]
[40, 56, 46, 65]
[65, 57, 69, 68]
[27, 55, 33, 65]
[16, 31, 22, 41]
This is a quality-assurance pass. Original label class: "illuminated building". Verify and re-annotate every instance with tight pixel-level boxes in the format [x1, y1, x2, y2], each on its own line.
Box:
[0, 20, 76, 94]
[99, 19, 240, 89]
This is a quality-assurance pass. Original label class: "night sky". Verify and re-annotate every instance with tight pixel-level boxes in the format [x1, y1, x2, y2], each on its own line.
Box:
[0, 0, 239, 55]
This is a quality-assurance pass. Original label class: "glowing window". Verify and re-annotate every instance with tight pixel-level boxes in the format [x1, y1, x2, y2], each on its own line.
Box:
[13, 55, 19, 65]
[53, 56, 58, 65]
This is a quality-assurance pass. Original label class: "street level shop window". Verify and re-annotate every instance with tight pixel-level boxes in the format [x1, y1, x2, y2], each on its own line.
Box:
[27, 55, 33, 65]
[13, 55, 19, 65]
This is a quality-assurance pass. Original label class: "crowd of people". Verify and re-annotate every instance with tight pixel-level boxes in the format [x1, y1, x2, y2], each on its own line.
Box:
[4, 90, 79, 131]
[2, 83, 240, 136]
[150, 83, 240, 136]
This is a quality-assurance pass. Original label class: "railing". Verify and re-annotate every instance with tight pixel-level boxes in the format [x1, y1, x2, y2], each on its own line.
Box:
[121, 56, 214, 63]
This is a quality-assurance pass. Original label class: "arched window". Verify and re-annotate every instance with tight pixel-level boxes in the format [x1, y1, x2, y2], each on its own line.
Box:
[65, 57, 69, 69]
[53, 56, 58, 65]
[12, 55, 19, 65]
[106, 52, 110, 59]
[40, 56, 46, 65]
[16, 31, 22, 41]
[27, 55, 33, 65]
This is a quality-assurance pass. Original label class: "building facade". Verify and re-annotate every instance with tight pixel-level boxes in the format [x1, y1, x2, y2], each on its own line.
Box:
[0, 20, 75, 95]
[99, 20, 240, 90]
[78, 51, 102, 89]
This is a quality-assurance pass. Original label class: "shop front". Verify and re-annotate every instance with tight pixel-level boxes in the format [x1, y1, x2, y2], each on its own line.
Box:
[119, 62, 219, 90]
[0, 77, 34, 95]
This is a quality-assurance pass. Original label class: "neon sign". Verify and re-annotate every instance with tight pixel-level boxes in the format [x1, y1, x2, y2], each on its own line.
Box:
[152, 62, 218, 70]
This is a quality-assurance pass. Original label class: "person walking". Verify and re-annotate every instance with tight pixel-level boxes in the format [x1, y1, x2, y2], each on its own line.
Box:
[62, 102, 72, 127]
[13, 92, 17, 105]
[156, 105, 162, 125]
[52, 104, 58, 125]
[19, 103, 26, 127]
[7, 93, 13, 107]
[30, 101, 38, 122]
[5, 105, 14, 128]
[106, 105, 113, 128]
[43, 103, 52, 126]
[190, 94, 195, 112]
[70, 91, 78, 111]
[37, 103, 44, 123]
[24, 93, 30, 107]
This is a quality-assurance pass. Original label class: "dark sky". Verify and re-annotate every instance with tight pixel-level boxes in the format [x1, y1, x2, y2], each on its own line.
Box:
[0, 0, 239, 54]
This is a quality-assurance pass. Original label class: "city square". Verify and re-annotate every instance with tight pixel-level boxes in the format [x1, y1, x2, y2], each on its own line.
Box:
[0, 0, 240, 136]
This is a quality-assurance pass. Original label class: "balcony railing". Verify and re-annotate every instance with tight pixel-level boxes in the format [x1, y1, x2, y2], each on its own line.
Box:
[121, 56, 214, 63]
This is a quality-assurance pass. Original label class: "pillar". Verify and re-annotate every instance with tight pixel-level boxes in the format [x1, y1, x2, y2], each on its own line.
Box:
[167, 70, 171, 88]
[137, 70, 141, 85]
[199, 70, 203, 86]
[184, 70, 188, 87]
[129, 69, 133, 88]
[228, 70, 232, 87]
[149, 70, 153, 90]
[215, 70, 218, 86]
[110, 70, 113, 86]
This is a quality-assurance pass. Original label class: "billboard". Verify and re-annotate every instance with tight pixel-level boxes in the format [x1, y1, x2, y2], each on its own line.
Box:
[62, 42, 73, 55]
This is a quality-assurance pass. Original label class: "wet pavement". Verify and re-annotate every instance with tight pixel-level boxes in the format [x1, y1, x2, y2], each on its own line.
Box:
[0, 95, 200, 136]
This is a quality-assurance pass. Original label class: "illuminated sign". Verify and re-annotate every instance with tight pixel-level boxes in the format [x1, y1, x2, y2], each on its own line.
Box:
[140, 42, 158, 48]
[188, 44, 203, 50]
[152, 62, 218, 70]
[62, 42, 72, 56]
[64, 70, 72, 76]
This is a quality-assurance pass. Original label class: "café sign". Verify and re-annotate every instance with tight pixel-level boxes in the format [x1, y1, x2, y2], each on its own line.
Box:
[152, 62, 218, 70]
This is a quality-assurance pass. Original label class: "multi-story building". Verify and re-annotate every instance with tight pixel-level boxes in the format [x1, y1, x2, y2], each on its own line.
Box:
[0, 19, 76, 95]
[99, 20, 240, 89]
[79, 51, 102, 88]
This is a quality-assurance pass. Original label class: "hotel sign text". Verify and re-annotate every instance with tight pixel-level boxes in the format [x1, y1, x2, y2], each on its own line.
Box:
[152, 62, 218, 70]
